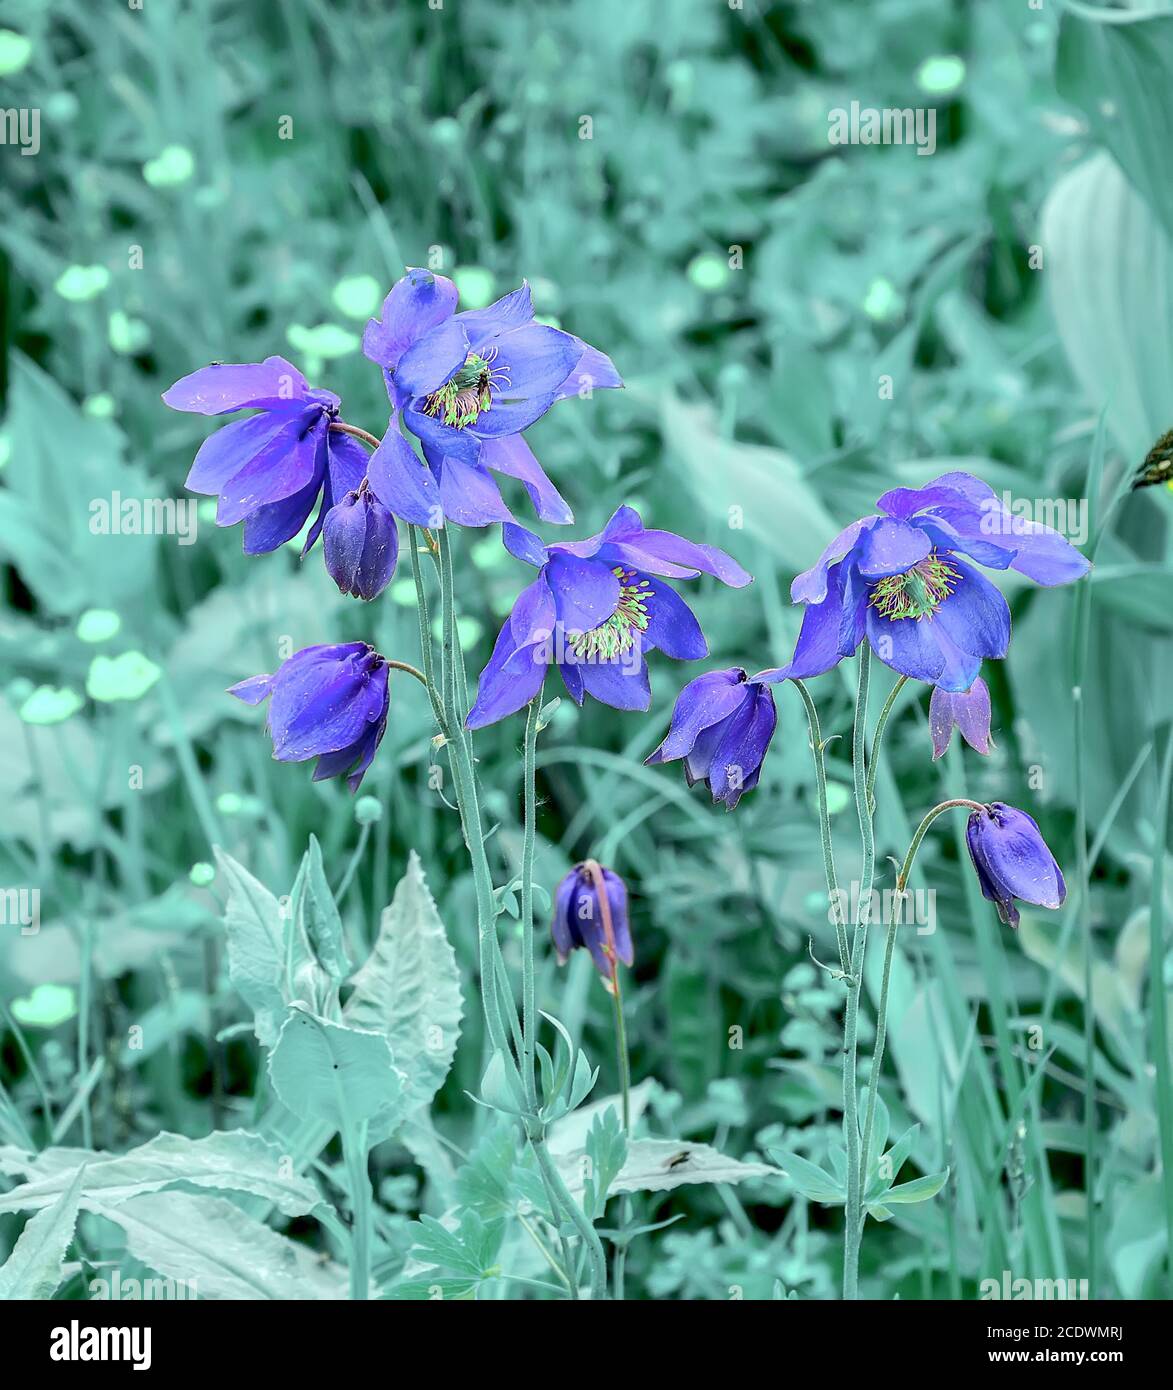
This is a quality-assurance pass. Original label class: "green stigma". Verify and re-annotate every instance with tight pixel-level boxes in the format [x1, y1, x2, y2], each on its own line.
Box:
[869, 552, 959, 621]
[422, 351, 497, 429]
[569, 569, 655, 659]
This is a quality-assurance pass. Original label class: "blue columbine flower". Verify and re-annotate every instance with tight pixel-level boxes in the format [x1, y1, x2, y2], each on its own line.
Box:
[965, 801, 1066, 929]
[646, 668, 777, 809]
[465, 505, 752, 729]
[361, 268, 622, 528]
[929, 675, 992, 760]
[755, 472, 1091, 693]
[163, 356, 367, 554]
[551, 862, 633, 981]
[322, 482, 399, 601]
[228, 643, 390, 791]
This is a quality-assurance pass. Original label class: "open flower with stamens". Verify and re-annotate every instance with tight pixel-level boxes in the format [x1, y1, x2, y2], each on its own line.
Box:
[362, 269, 622, 529]
[465, 506, 751, 729]
[754, 472, 1091, 692]
[163, 357, 367, 554]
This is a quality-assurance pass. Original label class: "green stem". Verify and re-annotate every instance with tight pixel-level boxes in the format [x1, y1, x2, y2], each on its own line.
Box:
[1149, 726, 1173, 1296]
[894, 799, 986, 891]
[865, 675, 907, 813]
[842, 645, 872, 1300]
[343, 1121, 372, 1300]
[532, 1134, 608, 1301]
[520, 695, 542, 1107]
[793, 679, 850, 977]
[610, 965, 633, 1299]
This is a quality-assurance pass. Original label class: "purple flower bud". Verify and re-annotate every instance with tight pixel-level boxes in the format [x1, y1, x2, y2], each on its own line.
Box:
[323, 486, 399, 600]
[964, 801, 1066, 930]
[645, 668, 776, 809]
[550, 862, 633, 983]
[228, 642, 389, 791]
[929, 676, 992, 760]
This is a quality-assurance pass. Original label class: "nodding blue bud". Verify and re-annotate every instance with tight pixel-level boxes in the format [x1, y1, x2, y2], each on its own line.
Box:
[964, 801, 1066, 930]
[323, 485, 399, 601]
[550, 861, 633, 984]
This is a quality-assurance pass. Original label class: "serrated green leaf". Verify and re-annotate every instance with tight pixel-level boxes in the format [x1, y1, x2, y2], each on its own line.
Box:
[0, 1165, 85, 1299]
[344, 851, 462, 1111]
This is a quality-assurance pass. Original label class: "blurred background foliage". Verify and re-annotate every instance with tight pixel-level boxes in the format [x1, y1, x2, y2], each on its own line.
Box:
[1, 0, 1172, 1299]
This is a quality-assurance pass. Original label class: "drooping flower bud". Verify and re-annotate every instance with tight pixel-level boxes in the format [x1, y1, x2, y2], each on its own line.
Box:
[228, 642, 390, 791]
[550, 861, 633, 983]
[929, 676, 992, 760]
[323, 484, 399, 600]
[964, 801, 1066, 929]
[645, 668, 776, 809]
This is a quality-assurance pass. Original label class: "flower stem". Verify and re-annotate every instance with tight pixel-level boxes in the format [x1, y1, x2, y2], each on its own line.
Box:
[894, 799, 986, 891]
[531, 1134, 608, 1301]
[793, 679, 850, 977]
[609, 964, 634, 1299]
[342, 1120, 372, 1300]
[520, 695, 542, 1107]
[842, 645, 873, 1300]
[328, 419, 383, 451]
[865, 675, 907, 813]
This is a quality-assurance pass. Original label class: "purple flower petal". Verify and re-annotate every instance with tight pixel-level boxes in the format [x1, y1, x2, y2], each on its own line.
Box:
[394, 318, 472, 400]
[933, 558, 1011, 662]
[545, 553, 621, 635]
[641, 578, 707, 660]
[855, 517, 932, 579]
[791, 517, 877, 604]
[456, 282, 535, 352]
[929, 676, 992, 760]
[552, 340, 624, 402]
[646, 668, 749, 764]
[708, 683, 777, 808]
[366, 424, 442, 528]
[214, 410, 325, 526]
[228, 673, 273, 705]
[436, 454, 515, 526]
[163, 356, 309, 415]
[501, 522, 549, 568]
[575, 652, 651, 711]
[241, 469, 323, 555]
[480, 435, 573, 525]
[185, 410, 294, 496]
[466, 575, 556, 729]
[755, 559, 855, 683]
[362, 269, 458, 372]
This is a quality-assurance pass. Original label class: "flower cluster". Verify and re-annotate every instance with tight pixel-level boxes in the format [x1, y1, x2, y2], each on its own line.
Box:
[165, 270, 1092, 967]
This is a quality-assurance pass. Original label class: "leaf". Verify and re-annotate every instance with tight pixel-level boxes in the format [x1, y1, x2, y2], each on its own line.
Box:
[215, 848, 293, 1047]
[583, 1107, 628, 1220]
[561, 1138, 781, 1200]
[1042, 150, 1173, 461]
[0, 1165, 85, 1299]
[406, 1210, 504, 1280]
[660, 396, 839, 573]
[1056, 6, 1173, 241]
[775, 1149, 846, 1204]
[100, 1192, 346, 1300]
[881, 1169, 950, 1205]
[0, 1131, 326, 1219]
[292, 835, 352, 982]
[268, 1006, 406, 1134]
[344, 851, 463, 1111]
[453, 1121, 519, 1222]
[0, 356, 162, 616]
